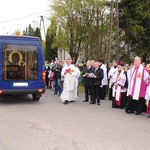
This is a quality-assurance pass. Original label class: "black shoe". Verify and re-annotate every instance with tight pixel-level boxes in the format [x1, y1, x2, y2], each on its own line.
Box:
[97, 100, 100, 105]
[83, 100, 88, 102]
[112, 106, 118, 108]
[89, 101, 95, 104]
[53, 93, 57, 95]
[119, 107, 124, 109]
[126, 110, 134, 114]
[135, 112, 141, 115]
[63, 100, 68, 104]
[70, 100, 74, 103]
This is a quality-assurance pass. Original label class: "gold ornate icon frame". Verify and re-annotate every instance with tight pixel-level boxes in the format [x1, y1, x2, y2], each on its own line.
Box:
[8, 50, 23, 66]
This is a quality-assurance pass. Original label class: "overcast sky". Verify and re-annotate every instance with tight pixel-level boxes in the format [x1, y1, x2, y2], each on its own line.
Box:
[0, 0, 50, 39]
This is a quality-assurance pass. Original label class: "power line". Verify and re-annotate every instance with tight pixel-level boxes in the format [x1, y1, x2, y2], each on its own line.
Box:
[0, 10, 49, 24]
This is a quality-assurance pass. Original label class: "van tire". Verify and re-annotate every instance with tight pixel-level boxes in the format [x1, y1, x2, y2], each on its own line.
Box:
[32, 94, 40, 101]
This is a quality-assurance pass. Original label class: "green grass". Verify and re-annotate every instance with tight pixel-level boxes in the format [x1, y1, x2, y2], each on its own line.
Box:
[78, 86, 84, 93]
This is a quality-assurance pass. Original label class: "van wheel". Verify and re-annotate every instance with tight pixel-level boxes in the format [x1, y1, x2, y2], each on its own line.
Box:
[32, 94, 40, 101]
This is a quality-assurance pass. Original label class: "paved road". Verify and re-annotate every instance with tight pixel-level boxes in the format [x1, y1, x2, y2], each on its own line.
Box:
[0, 89, 150, 150]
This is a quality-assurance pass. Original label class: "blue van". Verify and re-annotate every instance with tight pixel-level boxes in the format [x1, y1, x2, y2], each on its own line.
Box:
[0, 35, 46, 100]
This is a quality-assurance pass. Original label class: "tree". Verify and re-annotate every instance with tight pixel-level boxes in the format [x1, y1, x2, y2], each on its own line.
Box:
[50, 0, 108, 62]
[22, 24, 45, 55]
[23, 25, 42, 41]
[119, 0, 150, 62]
[23, 24, 35, 36]
[34, 27, 42, 41]
[45, 18, 58, 62]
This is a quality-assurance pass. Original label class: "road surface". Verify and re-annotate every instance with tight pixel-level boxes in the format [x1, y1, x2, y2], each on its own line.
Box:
[0, 89, 149, 150]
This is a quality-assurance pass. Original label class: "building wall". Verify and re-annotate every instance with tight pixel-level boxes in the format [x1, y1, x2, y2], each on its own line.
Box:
[57, 49, 84, 62]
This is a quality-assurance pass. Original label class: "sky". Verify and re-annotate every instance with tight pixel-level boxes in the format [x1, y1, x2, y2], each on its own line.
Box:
[0, 0, 51, 39]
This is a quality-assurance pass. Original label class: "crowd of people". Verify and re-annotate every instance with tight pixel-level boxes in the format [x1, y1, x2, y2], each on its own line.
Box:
[45, 56, 150, 118]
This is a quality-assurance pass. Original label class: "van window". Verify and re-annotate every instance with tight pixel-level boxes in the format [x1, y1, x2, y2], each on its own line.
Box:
[2, 44, 38, 80]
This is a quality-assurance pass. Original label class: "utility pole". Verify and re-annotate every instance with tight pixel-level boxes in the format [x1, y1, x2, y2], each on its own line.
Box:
[107, 0, 114, 63]
[115, 0, 120, 60]
[107, 0, 120, 62]
[39, 16, 46, 41]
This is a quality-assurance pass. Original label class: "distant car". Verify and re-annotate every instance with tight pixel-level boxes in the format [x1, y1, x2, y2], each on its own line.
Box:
[0, 35, 46, 101]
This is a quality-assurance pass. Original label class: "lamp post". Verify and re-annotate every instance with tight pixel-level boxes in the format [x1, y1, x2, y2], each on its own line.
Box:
[3, 27, 8, 35]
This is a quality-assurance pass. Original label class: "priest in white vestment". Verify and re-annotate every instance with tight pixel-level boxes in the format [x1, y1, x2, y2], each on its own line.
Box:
[108, 60, 118, 100]
[125, 56, 149, 115]
[112, 61, 127, 108]
[60, 58, 80, 104]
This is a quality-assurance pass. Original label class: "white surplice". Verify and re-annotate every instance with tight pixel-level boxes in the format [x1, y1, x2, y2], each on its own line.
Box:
[108, 66, 117, 88]
[60, 64, 80, 102]
[100, 64, 108, 86]
[112, 70, 127, 101]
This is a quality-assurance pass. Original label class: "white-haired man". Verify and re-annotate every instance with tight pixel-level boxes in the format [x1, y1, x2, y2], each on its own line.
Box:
[83, 60, 95, 103]
[125, 56, 149, 115]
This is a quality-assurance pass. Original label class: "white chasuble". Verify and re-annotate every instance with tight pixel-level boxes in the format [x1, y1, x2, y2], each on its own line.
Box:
[127, 65, 143, 100]
[61, 64, 80, 102]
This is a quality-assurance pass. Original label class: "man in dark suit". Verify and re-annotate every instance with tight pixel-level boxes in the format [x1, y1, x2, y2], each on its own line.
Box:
[93, 61, 104, 105]
[83, 60, 95, 103]
[52, 59, 63, 95]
